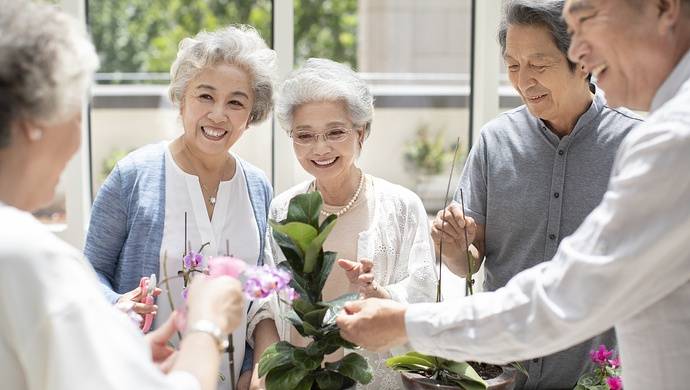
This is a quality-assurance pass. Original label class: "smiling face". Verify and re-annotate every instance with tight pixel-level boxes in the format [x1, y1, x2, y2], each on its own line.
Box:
[180, 63, 255, 157]
[291, 101, 363, 184]
[504, 24, 590, 124]
[564, 0, 677, 109]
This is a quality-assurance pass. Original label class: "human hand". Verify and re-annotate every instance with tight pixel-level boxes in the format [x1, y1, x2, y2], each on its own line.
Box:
[186, 276, 244, 335]
[117, 285, 162, 315]
[146, 311, 179, 373]
[431, 202, 477, 261]
[336, 298, 408, 352]
[337, 258, 389, 299]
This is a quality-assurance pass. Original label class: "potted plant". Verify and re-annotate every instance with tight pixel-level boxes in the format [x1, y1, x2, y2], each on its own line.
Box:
[258, 192, 373, 389]
[403, 125, 462, 212]
[390, 143, 519, 389]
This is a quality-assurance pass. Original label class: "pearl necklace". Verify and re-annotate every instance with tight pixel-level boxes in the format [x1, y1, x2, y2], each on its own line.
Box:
[316, 171, 365, 217]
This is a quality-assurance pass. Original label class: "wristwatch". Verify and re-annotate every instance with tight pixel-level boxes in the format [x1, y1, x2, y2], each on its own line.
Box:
[186, 320, 229, 352]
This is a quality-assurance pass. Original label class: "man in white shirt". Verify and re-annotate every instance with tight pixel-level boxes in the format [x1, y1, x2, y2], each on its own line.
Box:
[336, 1, 690, 389]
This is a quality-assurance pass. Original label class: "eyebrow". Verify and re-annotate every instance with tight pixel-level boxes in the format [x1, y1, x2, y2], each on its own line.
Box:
[194, 84, 250, 99]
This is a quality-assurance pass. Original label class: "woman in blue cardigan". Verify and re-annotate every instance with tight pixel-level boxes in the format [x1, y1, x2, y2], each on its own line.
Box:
[85, 25, 279, 389]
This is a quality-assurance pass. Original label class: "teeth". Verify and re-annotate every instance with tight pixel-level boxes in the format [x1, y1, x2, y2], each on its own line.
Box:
[314, 158, 337, 166]
[529, 94, 546, 101]
[203, 126, 226, 138]
[591, 64, 607, 77]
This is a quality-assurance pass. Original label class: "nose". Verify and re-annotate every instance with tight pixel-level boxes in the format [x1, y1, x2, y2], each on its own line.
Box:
[517, 66, 536, 93]
[312, 134, 332, 153]
[207, 103, 227, 123]
[568, 33, 588, 66]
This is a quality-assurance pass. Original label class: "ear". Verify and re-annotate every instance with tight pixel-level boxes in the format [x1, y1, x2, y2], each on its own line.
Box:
[17, 120, 44, 142]
[657, 0, 683, 33]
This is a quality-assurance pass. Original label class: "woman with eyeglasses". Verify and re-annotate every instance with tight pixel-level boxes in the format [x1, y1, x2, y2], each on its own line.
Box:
[246, 58, 437, 389]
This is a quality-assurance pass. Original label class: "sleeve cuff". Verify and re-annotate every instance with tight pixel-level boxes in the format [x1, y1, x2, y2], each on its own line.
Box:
[404, 303, 442, 355]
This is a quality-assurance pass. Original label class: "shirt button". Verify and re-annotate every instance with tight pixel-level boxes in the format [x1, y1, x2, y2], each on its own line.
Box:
[558, 150, 564, 156]
[554, 192, 560, 198]
[549, 234, 556, 240]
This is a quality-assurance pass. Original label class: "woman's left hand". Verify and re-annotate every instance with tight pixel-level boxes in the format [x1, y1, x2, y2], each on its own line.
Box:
[337, 258, 390, 299]
[146, 311, 179, 373]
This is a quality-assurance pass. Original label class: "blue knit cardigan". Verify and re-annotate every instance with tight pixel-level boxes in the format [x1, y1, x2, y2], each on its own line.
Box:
[84, 142, 272, 304]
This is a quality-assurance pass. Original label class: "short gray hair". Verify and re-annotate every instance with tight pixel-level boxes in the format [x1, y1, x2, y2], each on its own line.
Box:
[276, 58, 374, 138]
[0, 1, 99, 148]
[169, 25, 277, 125]
[498, 0, 577, 71]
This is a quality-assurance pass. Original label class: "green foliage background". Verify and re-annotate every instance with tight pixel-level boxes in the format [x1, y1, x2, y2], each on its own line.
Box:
[88, 0, 357, 79]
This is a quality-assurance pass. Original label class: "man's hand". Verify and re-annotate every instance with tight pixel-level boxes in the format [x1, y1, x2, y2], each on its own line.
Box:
[336, 298, 408, 351]
[337, 258, 390, 299]
[431, 202, 478, 275]
[146, 311, 179, 373]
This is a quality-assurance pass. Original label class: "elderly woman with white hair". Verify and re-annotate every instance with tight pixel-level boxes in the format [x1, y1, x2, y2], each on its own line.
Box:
[0, 2, 246, 390]
[248, 58, 437, 389]
[84, 25, 278, 388]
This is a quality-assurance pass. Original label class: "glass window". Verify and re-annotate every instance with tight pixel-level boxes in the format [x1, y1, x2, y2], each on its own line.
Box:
[291, 0, 473, 214]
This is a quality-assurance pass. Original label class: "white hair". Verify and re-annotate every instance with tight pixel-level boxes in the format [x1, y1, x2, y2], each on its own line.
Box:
[0, 0, 99, 147]
[168, 25, 277, 125]
[276, 58, 374, 138]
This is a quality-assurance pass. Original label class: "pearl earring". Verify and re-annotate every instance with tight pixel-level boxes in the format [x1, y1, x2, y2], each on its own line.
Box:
[29, 129, 43, 141]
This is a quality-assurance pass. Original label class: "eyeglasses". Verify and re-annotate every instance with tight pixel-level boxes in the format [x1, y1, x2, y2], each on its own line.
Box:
[290, 127, 355, 146]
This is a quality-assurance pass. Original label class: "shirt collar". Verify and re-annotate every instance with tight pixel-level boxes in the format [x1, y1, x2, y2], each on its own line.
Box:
[537, 84, 604, 139]
[651, 49, 690, 112]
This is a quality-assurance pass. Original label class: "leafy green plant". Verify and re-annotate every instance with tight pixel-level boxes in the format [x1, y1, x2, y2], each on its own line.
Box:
[258, 192, 373, 390]
[387, 352, 486, 390]
[403, 125, 455, 176]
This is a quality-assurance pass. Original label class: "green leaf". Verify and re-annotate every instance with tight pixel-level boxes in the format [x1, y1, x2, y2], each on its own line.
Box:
[270, 221, 318, 255]
[265, 364, 310, 390]
[304, 218, 337, 273]
[293, 348, 322, 371]
[304, 306, 329, 328]
[286, 192, 323, 227]
[318, 213, 337, 233]
[386, 354, 436, 371]
[258, 341, 296, 378]
[292, 375, 315, 390]
[315, 370, 345, 390]
[325, 352, 373, 384]
[322, 292, 359, 326]
[440, 361, 486, 390]
[272, 229, 305, 270]
[285, 309, 306, 336]
[315, 251, 338, 292]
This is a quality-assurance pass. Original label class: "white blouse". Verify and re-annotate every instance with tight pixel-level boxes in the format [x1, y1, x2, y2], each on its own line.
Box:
[156, 143, 260, 388]
[249, 175, 437, 389]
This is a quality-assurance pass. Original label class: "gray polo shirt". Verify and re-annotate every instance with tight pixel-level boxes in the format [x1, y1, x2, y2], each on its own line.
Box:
[457, 88, 643, 389]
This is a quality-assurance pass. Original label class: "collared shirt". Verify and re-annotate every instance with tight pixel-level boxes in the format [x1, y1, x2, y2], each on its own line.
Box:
[456, 88, 642, 388]
[407, 49, 690, 390]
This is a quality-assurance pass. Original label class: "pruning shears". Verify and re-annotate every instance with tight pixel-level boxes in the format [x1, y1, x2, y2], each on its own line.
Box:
[138, 273, 157, 333]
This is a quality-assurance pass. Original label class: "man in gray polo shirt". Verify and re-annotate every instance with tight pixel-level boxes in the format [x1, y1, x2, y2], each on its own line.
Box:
[431, 1, 642, 388]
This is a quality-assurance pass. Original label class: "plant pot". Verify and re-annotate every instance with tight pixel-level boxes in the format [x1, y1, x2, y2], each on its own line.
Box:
[400, 366, 516, 390]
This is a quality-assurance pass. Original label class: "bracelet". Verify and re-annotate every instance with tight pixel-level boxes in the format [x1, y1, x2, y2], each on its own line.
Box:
[186, 320, 229, 352]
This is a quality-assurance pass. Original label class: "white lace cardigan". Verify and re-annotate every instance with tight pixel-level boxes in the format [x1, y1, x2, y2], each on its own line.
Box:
[247, 176, 437, 388]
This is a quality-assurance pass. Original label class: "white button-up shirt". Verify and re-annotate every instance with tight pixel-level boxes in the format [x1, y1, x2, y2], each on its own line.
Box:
[405, 49, 690, 390]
